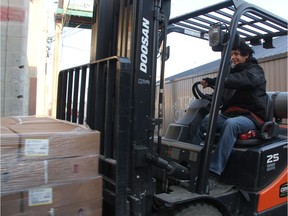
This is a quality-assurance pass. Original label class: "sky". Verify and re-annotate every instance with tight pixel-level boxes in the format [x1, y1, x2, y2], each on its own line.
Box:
[164, 0, 288, 77]
[46, 0, 288, 78]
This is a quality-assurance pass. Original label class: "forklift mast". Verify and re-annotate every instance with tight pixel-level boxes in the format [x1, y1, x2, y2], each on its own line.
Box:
[56, 0, 287, 215]
[58, 0, 171, 215]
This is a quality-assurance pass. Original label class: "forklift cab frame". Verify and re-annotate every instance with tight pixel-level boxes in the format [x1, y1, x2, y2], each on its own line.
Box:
[163, 0, 287, 194]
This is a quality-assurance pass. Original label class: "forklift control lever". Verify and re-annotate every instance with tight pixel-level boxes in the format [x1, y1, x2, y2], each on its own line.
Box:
[146, 153, 189, 180]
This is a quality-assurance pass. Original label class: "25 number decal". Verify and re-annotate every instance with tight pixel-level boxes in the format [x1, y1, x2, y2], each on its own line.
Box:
[267, 153, 279, 164]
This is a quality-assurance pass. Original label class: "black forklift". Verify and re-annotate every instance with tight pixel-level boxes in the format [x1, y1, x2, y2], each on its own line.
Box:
[56, 0, 288, 215]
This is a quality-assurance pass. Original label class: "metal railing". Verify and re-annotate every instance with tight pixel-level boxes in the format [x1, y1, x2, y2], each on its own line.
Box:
[57, 57, 125, 125]
[56, 56, 132, 215]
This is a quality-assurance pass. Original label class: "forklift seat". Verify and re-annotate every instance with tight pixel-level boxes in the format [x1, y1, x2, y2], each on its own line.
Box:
[163, 94, 280, 147]
[235, 93, 280, 147]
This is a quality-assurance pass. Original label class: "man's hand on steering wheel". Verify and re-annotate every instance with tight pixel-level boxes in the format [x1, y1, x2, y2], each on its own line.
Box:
[201, 80, 209, 88]
[202, 77, 216, 88]
[192, 81, 214, 101]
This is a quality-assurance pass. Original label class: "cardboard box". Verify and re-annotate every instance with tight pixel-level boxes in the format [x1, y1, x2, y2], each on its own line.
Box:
[1, 155, 100, 194]
[1, 160, 44, 194]
[1, 177, 103, 216]
[0, 192, 22, 216]
[1, 199, 102, 216]
[1, 116, 103, 215]
[24, 177, 103, 212]
[18, 129, 100, 161]
[1, 116, 56, 127]
[0, 126, 20, 164]
[27, 199, 102, 216]
[48, 154, 99, 183]
[0, 116, 100, 161]
[1, 116, 19, 126]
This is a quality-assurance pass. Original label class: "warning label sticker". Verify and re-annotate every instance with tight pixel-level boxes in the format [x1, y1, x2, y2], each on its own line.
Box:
[25, 139, 49, 156]
[28, 188, 53, 206]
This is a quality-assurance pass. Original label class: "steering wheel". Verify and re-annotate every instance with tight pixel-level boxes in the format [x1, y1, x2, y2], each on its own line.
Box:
[192, 81, 213, 101]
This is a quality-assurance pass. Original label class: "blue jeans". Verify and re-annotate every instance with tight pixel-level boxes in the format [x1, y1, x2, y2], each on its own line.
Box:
[193, 114, 256, 175]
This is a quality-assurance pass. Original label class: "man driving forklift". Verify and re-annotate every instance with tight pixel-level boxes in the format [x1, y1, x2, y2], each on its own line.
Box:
[192, 40, 267, 189]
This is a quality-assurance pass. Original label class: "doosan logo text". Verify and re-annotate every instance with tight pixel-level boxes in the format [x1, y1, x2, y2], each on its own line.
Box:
[140, 17, 149, 73]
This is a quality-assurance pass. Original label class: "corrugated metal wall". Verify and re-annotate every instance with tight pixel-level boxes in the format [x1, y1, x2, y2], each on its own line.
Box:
[157, 53, 287, 132]
[261, 54, 287, 92]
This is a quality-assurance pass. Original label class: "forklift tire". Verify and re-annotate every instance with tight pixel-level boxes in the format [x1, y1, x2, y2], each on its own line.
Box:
[174, 202, 223, 216]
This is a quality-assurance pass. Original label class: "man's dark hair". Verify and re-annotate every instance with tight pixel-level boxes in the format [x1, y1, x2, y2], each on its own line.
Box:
[233, 40, 255, 57]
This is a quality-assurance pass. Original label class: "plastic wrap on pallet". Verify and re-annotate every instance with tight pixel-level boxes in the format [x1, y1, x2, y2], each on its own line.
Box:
[1, 126, 20, 163]
[1, 116, 100, 160]
[5, 200, 103, 216]
[0, 116, 101, 194]
[1, 154, 100, 195]
[1, 116, 59, 126]
[1, 116, 100, 161]
[1, 177, 103, 216]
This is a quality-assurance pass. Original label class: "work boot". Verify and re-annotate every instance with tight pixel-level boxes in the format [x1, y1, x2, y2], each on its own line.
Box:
[208, 171, 220, 190]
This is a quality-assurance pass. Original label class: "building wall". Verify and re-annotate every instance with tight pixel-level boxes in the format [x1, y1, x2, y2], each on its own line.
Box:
[1, 0, 49, 117]
[157, 53, 288, 132]
[27, 0, 49, 116]
[261, 53, 287, 92]
[1, 0, 30, 116]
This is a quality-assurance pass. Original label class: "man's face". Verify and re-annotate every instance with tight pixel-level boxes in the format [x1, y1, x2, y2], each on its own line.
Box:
[231, 50, 249, 65]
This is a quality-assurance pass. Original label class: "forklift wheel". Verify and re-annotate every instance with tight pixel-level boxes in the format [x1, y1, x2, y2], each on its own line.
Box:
[174, 202, 222, 216]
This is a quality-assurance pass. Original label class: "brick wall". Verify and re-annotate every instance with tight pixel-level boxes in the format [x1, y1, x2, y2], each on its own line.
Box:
[1, 1, 30, 116]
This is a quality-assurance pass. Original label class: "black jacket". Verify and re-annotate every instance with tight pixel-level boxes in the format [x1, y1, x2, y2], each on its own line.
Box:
[205, 57, 267, 127]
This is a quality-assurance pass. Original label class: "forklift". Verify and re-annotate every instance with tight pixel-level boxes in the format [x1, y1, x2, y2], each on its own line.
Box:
[56, 0, 288, 215]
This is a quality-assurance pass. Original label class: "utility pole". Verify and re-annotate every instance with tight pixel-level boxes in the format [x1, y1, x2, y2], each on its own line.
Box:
[51, 0, 65, 117]
[51, 14, 63, 117]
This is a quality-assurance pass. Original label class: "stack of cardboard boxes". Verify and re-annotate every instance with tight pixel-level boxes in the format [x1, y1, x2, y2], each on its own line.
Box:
[1, 116, 102, 215]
